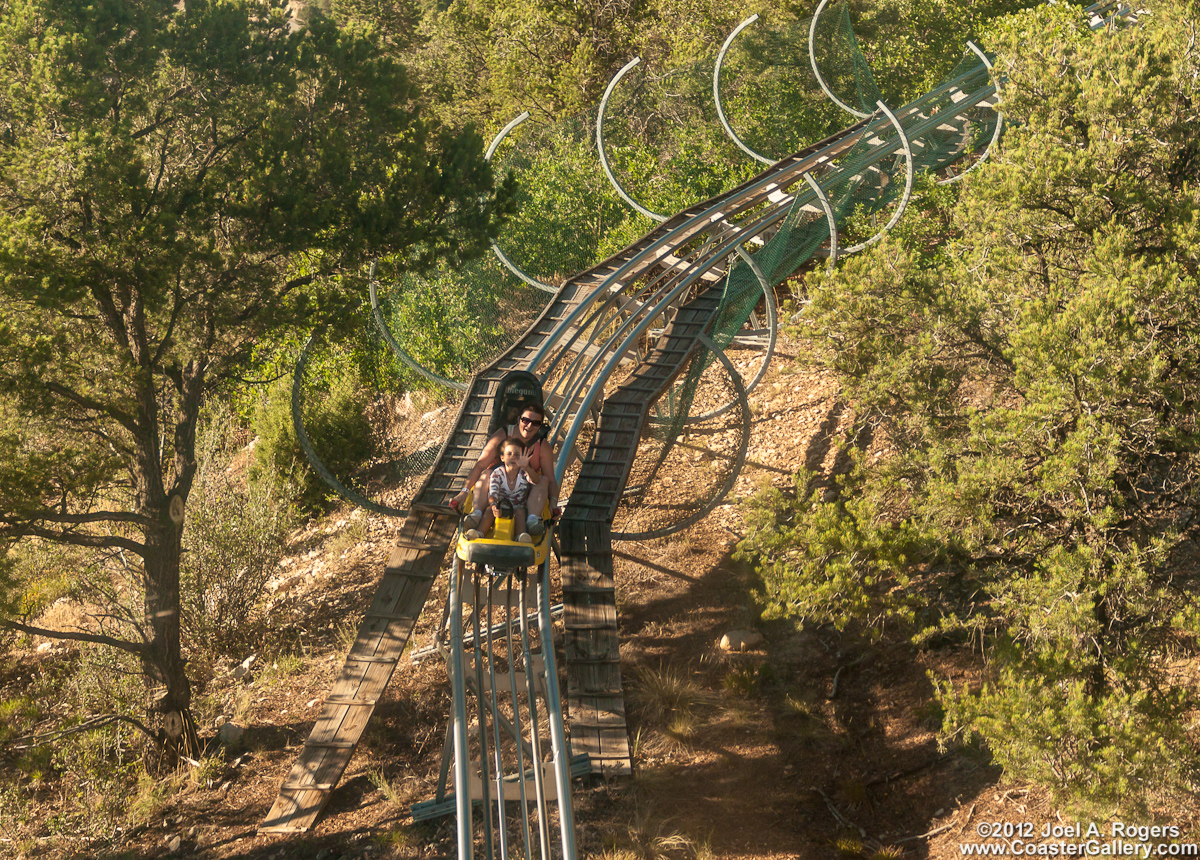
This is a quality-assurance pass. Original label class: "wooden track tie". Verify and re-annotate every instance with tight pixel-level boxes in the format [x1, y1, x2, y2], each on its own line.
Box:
[562, 583, 616, 594]
[322, 696, 379, 706]
[363, 612, 420, 624]
[409, 502, 457, 517]
[390, 539, 446, 555]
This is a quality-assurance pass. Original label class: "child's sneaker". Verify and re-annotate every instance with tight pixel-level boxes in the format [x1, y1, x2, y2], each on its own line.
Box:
[465, 529, 483, 540]
[526, 515, 545, 536]
[517, 533, 533, 543]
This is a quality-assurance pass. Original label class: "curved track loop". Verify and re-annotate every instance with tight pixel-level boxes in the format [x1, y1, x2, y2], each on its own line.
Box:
[717, 246, 776, 411]
[809, 0, 873, 119]
[643, 243, 777, 428]
[937, 42, 1003, 186]
[840, 100, 915, 257]
[291, 334, 412, 518]
[597, 57, 670, 223]
[485, 113, 559, 292]
[369, 264, 469, 393]
[805, 171, 840, 272]
[713, 14, 775, 166]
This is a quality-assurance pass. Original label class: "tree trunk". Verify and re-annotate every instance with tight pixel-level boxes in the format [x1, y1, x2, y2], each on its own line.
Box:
[142, 507, 198, 756]
[128, 348, 204, 758]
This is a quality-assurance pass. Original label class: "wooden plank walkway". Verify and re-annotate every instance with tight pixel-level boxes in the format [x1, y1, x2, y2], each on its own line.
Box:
[558, 519, 628, 775]
[258, 509, 456, 833]
[557, 286, 722, 773]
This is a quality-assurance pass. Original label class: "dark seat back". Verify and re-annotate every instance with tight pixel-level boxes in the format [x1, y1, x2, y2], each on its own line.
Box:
[488, 370, 550, 441]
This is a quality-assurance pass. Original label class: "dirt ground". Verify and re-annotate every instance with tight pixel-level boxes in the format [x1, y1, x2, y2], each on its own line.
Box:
[3, 336, 1145, 860]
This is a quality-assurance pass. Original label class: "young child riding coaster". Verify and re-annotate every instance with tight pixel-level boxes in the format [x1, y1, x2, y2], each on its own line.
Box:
[466, 437, 534, 543]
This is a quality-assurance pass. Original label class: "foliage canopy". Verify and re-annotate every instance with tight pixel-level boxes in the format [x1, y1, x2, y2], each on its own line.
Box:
[0, 0, 511, 740]
[740, 0, 1200, 814]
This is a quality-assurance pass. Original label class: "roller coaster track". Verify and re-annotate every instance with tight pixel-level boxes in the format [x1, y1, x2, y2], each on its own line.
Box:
[261, 2, 1134, 851]
[259, 105, 971, 833]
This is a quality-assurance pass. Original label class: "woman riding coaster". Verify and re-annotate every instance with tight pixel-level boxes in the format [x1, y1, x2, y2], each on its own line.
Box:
[451, 402, 558, 539]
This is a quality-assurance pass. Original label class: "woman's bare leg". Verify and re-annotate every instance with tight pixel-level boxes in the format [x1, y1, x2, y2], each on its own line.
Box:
[461, 476, 489, 528]
[471, 476, 489, 512]
[469, 506, 495, 539]
[527, 481, 549, 520]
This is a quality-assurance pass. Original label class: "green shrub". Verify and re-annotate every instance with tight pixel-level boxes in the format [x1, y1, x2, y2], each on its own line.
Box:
[128, 769, 184, 827]
[251, 363, 374, 510]
[0, 695, 40, 744]
[8, 538, 90, 619]
[0, 645, 146, 841]
[739, 2, 1200, 817]
[181, 407, 299, 657]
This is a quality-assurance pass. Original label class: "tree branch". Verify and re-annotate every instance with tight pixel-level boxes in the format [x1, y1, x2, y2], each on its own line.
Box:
[14, 523, 146, 556]
[35, 509, 154, 528]
[0, 618, 147, 658]
[151, 278, 186, 368]
[2, 712, 159, 751]
[86, 281, 133, 354]
[43, 381, 140, 436]
[233, 270, 317, 326]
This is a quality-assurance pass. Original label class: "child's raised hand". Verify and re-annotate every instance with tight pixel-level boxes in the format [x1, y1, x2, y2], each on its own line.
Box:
[516, 449, 532, 472]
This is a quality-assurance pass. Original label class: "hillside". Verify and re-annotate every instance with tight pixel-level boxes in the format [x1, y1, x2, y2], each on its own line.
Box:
[3, 333, 1139, 860]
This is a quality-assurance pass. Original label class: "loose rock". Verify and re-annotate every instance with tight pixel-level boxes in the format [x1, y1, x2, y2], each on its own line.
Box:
[217, 722, 244, 750]
[719, 630, 764, 652]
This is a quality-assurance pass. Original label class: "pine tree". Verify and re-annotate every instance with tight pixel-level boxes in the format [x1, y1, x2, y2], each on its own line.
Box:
[0, 0, 511, 752]
[740, 0, 1200, 814]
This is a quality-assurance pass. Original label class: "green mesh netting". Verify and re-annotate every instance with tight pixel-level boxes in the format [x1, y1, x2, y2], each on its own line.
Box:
[612, 346, 750, 540]
[809, 0, 885, 117]
[619, 32, 1002, 537]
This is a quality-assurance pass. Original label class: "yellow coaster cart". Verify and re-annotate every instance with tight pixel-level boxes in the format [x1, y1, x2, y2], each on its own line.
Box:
[455, 496, 552, 571]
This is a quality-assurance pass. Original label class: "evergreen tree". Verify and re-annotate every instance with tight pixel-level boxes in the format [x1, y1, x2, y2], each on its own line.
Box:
[739, 0, 1200, 814]
[0, 0, 511, 750]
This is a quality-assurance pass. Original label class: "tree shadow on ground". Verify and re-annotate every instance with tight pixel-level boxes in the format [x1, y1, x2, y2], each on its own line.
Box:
[607, 519, 1000, 859]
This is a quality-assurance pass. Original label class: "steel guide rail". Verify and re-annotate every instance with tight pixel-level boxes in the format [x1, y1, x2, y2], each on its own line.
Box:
[416, 555, 578, 859]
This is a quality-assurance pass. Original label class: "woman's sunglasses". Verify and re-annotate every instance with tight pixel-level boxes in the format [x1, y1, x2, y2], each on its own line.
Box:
[520, 416, 543, 427]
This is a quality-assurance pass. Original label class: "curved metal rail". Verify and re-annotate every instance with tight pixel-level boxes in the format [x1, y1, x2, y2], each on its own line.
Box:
[610, 332, 751, 541]
[809, 0, 873, 119]
[840, 100, 915, 256]
[291, 333, 413, 517]
[714, 14, 775, 166]
[937, 42, 1002, 186]
[369, 264, 470, 394]
[486, 113, 559, 293]
[596, 57, 669, 223]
